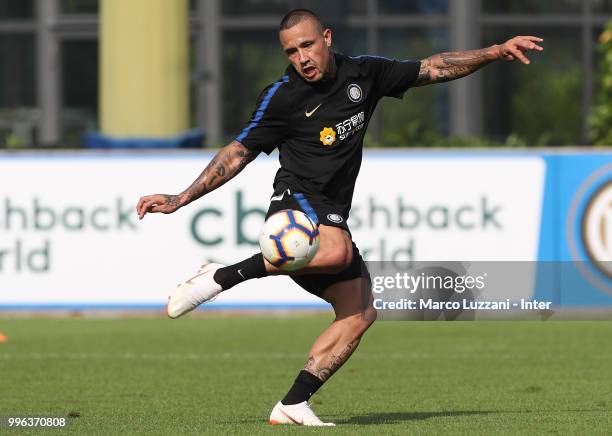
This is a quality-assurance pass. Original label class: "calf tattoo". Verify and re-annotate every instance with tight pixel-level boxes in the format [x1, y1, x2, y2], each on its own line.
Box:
[304, 339, 359, 382]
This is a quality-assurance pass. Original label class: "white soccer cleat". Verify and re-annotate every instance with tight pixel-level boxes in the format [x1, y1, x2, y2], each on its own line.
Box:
[269, 401, 335, 426]
[166, 262, 225, 319]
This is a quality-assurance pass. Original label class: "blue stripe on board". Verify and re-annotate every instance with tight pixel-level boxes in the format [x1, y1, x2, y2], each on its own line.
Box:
[236, 75, 289, 143]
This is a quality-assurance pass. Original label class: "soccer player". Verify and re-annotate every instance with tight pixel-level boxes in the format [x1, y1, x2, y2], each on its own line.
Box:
[136, 9, 543, 426]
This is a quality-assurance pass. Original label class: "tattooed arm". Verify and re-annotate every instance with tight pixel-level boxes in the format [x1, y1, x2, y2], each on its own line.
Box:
[414, 35, 543, 87]
[136, 141, 257, 219]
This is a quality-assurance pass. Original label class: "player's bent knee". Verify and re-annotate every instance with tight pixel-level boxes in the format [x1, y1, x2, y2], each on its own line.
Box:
[317, 244, 352, 273]
[362, 295, 377, 326]
[344, 243, 354, 268]
[364, 305, 377, 325]
[345, 310, 376, 339]
[361, 307, 377, 331]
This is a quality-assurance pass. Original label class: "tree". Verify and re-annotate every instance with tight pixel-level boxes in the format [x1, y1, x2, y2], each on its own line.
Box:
[590, 22, 612, 146]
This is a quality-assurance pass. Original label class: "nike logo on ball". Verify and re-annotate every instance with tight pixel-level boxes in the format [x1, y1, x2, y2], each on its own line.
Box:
[305, 103, 322, 118]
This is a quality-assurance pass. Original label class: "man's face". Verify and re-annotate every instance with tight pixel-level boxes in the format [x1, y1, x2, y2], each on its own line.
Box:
[279, 18, 332, 82]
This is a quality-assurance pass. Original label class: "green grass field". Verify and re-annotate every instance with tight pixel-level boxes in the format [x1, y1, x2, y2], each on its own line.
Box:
[1, 315, 611, 435]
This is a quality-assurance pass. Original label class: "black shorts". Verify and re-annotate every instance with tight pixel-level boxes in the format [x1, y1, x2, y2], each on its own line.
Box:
[265, 189, 371, 298]
[266, 189, 350, 232]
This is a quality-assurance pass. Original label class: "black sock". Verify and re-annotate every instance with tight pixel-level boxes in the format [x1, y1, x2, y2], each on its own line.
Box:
[281, 370, 324, 405]
[213, 253, 267, 290]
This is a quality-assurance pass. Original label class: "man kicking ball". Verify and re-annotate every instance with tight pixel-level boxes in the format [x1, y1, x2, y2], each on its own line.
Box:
[136, 8, 543, 426]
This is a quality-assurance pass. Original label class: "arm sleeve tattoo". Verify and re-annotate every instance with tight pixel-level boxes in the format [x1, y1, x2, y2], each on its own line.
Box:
[178, 141, 258, 206]
[414, 46, 499, 87]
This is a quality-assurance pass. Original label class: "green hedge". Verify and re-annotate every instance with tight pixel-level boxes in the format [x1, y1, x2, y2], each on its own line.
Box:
[590, 22, 612, 146]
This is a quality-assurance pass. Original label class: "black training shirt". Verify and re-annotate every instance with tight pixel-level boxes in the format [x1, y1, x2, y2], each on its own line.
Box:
[236, 52, 420, 218]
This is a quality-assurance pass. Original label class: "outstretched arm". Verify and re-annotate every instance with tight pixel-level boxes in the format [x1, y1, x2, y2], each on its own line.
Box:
[136, 141, 257, 219]
[414, 35, 544, 87]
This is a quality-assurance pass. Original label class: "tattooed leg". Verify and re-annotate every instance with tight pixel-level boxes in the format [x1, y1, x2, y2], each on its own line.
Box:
[280, 277, 375, 406]
[304, 337, 361, 382]
[305, 277, 376, 382]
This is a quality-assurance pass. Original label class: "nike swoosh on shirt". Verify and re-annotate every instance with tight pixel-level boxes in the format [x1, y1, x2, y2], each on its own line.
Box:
[305, 103, 322, 118]
[237, 269, 245, 279]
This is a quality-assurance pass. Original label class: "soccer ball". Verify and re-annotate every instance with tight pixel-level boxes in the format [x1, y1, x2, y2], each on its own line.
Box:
[259, 209, 320, 271]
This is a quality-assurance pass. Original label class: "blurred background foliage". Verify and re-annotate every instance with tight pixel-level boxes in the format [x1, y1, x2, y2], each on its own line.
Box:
[590, 21, 612, 146]
[0, 0, 611, 148]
